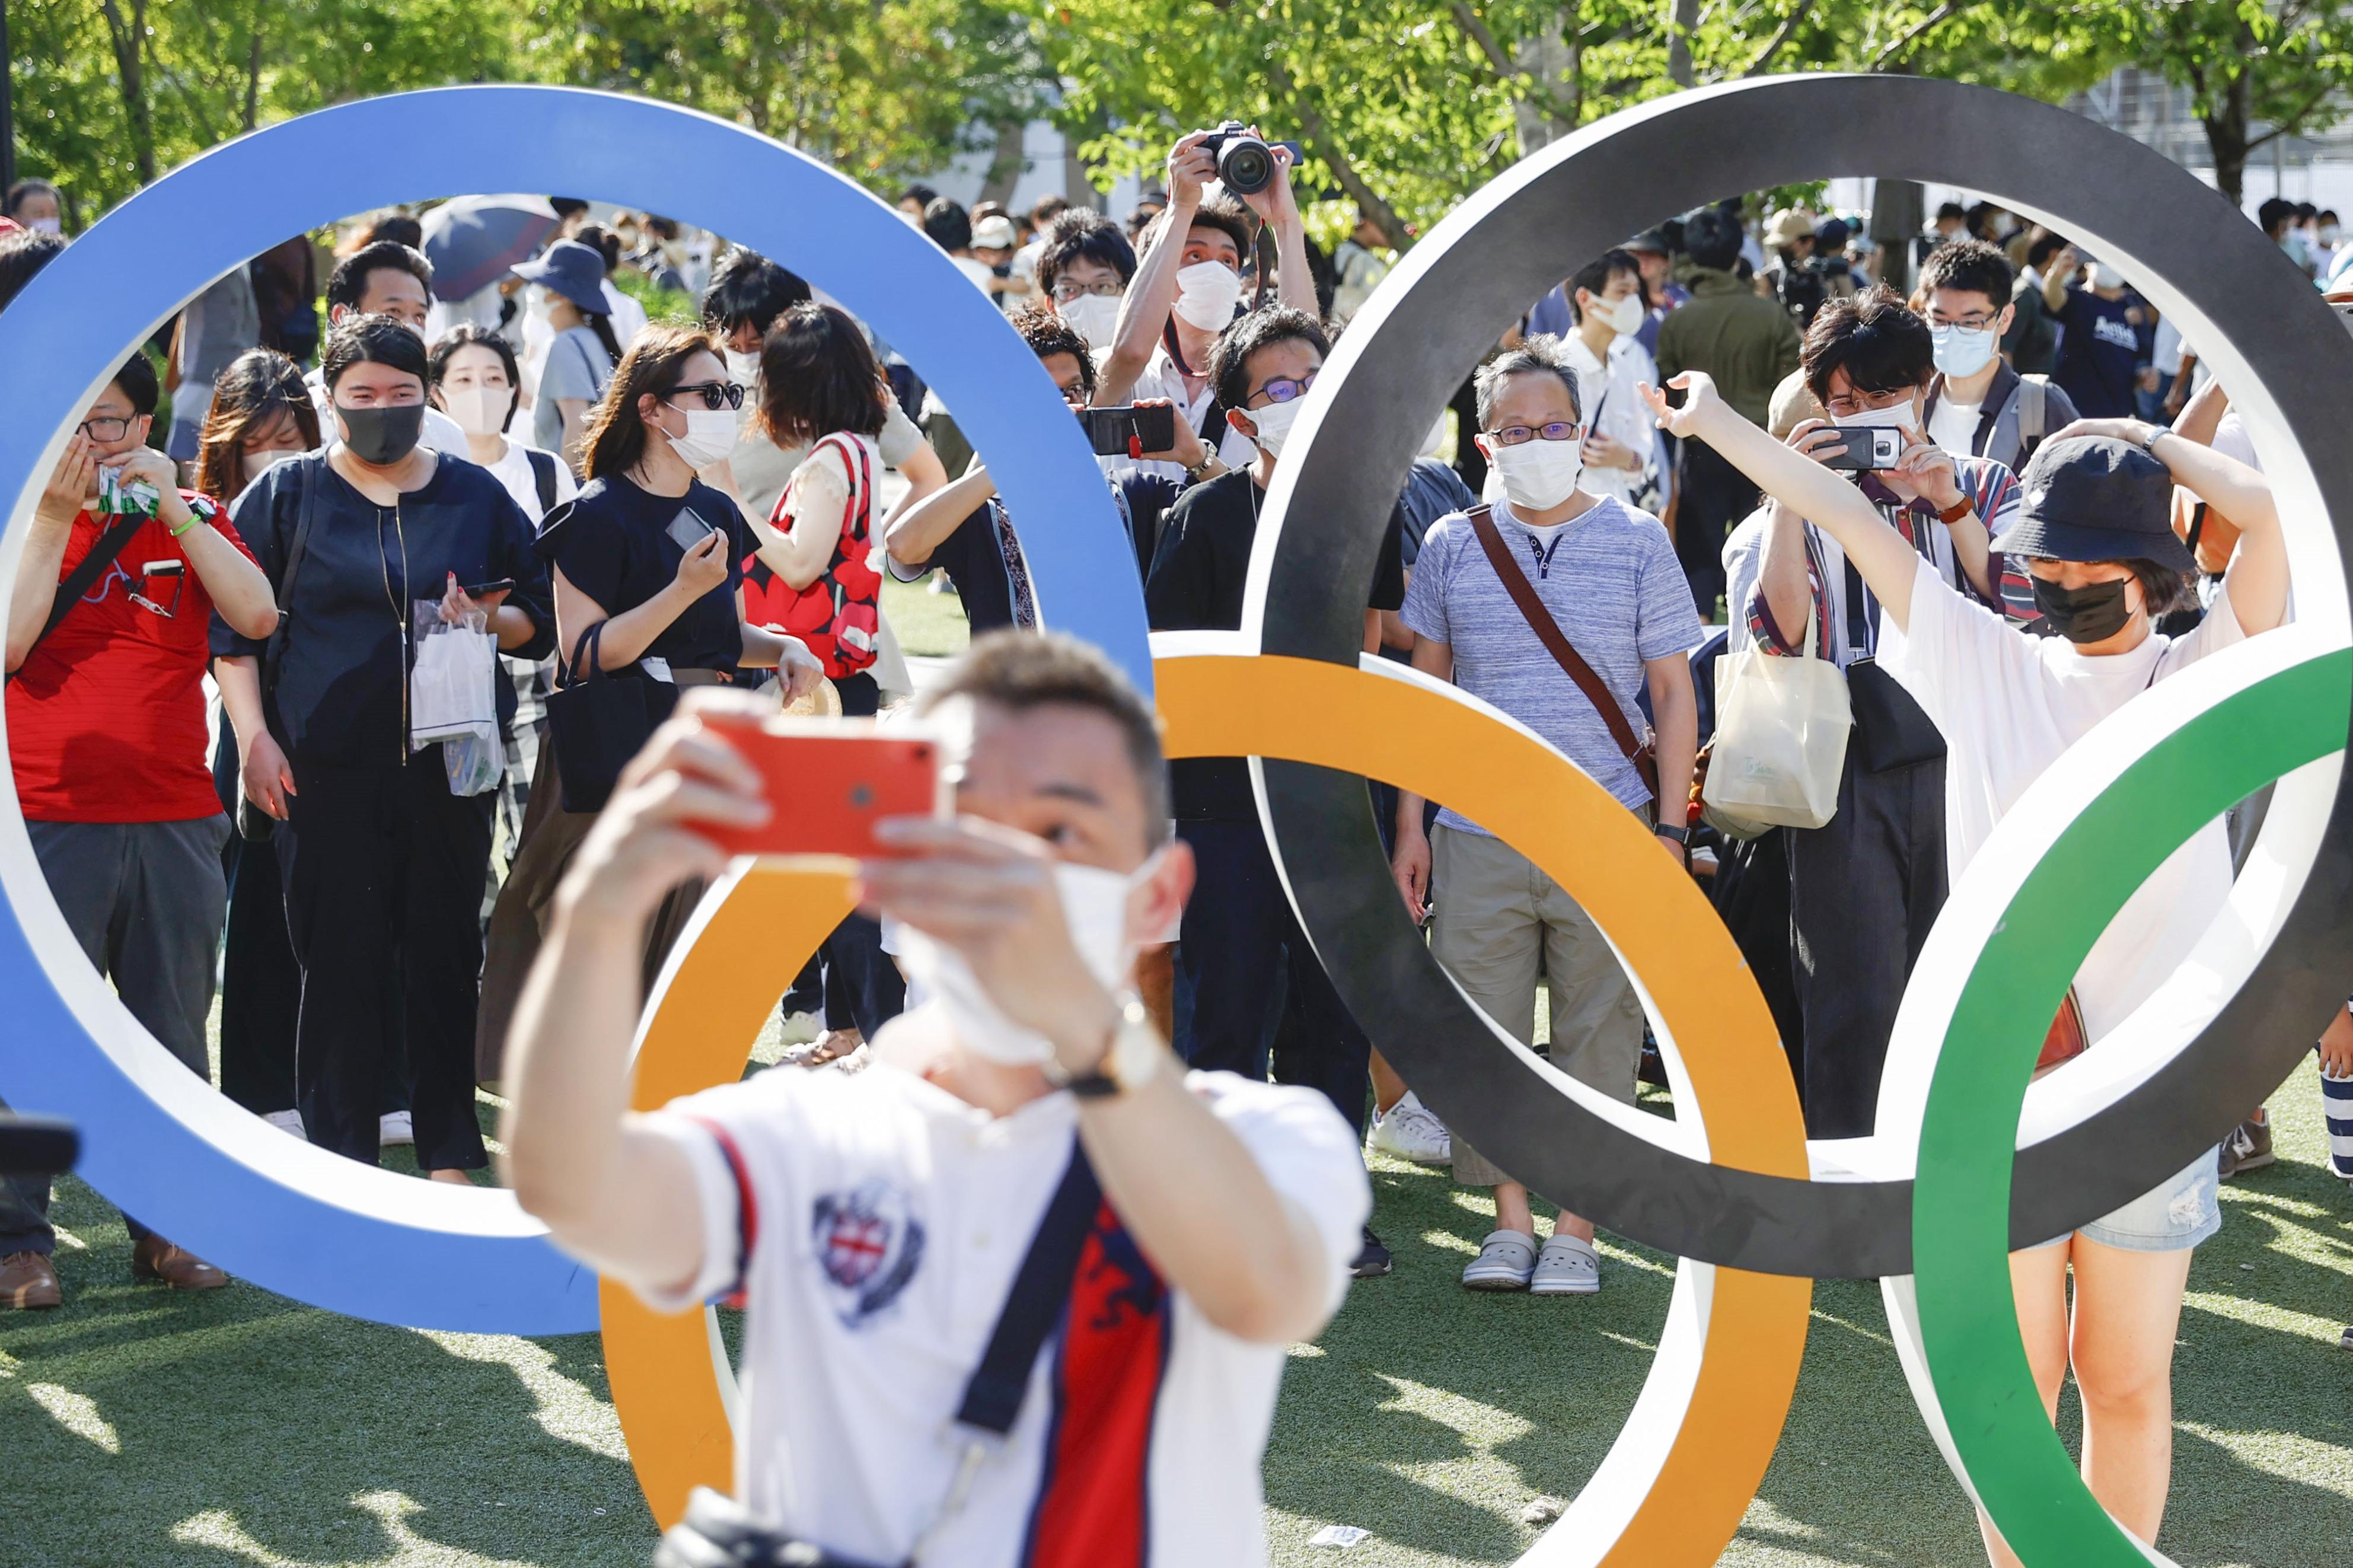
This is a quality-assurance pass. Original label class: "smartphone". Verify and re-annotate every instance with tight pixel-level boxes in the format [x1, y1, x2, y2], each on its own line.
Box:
[462, 578, 516, 598]
[1819, 425, 1907, 471]
[1080, 403, 1179, 458]
[665, 506, 720, 553]
[694, 714, 945, 862]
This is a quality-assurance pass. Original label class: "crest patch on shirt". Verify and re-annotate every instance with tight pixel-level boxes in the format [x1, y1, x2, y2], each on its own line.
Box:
[810, 1181, 926, 1327]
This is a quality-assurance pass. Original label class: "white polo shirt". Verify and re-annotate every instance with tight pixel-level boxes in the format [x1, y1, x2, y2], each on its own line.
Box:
[1127, 342, 1261, 484]
[629, 1039, 1369, 1568]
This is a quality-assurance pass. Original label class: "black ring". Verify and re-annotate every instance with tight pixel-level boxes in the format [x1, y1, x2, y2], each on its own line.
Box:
[1255, 73, 2353, 1278]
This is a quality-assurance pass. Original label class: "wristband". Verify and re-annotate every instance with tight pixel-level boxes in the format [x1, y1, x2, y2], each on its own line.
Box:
[1935, 496, 1974, 527]
[1656, 821, 1689, 845]
[168, 513, 204, 538]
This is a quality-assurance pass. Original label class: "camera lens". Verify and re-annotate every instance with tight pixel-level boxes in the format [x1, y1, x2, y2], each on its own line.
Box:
[1219, 139, 1273, 196]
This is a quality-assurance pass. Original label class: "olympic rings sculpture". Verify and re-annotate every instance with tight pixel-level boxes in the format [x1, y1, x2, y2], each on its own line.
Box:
[0, 84, 1143, 1335]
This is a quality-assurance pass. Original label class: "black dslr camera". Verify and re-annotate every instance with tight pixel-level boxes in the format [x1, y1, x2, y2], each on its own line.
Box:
[1199, 121, 1303, 197]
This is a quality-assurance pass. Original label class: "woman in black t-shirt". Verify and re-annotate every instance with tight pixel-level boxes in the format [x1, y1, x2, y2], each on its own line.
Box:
[476, 326, 821, 1075]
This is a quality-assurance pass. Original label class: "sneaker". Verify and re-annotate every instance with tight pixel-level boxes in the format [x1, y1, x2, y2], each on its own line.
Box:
[380, 1110, 415, 1148]
[775, 1009, 824, 1048]
[1351, 1226, 1392, 1279]
[1531, 1234, 1601, 1296]
[2219, 1115, 2274, 1178]
[1368, 1092, 1452, 1165]
[0, 1251, 61, 1309]
[263, 1108, 305, 1138]
[1461, 1229, 1537, 1292]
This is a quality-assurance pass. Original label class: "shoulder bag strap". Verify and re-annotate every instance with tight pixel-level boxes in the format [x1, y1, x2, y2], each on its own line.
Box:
[260, 455, 323, 702]
[527, 448, 559, 515]
[33, 514, 145, 650]
[951, 1137, 1104, 1436]
[1465, 505, 1646, 766]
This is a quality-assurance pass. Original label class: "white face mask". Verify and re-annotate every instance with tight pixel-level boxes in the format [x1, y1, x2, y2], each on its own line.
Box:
[1058, 291, 1122, 350]
[898, 853, 1159, 1067]
[527, 285, 554, 319]
[1930, 324, 1998, 380]
[442, 385, 511, 438]
[1594, 292, 1646, 337]
[28, 215, 62, 235]
[723, 349, 762, 388]
[2323, 225, 2342, 247]
[1172, 261, 1244, 332]
[1839, 397, 1919, 434]
[664, 406, 738, 469]
[2089, 262, 2125, 291]
[1242, 396, 1305, 458]
[1491, 436, 1584, 511]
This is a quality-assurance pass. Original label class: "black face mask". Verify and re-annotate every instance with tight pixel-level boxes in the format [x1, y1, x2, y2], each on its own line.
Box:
[337, 401, 426, 466]
[2031, 573, 2137, 644]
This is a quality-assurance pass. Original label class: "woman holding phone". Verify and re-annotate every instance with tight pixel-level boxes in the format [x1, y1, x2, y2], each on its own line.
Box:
[475, 325, 822, 1079]
[1640, 368, 2289, 1567]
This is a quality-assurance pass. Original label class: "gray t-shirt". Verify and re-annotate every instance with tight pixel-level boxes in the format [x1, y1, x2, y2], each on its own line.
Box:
[1401, 494, 1701, 826]
[535, 325, 613, 456]
[731, 396, 923, 522]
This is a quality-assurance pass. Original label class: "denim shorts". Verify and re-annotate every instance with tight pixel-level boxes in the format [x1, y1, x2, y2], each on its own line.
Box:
[2030, 1145, 2223, 1253]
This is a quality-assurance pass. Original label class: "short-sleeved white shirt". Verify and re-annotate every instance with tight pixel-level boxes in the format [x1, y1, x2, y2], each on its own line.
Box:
[623, 1050, 1369, 1568]
[475, 434, 578, 525]
[1127, 343, 1261, 484]
[1878, 556, 2247, 1037]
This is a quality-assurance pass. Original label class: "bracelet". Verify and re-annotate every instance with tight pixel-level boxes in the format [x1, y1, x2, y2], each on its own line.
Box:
[2141, 425, 2169, 458]
[1935, 496, 1974, 527]
[168, 513, 204, 538]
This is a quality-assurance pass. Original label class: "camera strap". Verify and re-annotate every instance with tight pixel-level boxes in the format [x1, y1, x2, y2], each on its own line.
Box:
[30, 514, 145, 653]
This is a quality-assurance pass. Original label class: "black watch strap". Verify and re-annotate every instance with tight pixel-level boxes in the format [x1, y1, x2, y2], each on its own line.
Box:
[1656, 821, 1690, 844]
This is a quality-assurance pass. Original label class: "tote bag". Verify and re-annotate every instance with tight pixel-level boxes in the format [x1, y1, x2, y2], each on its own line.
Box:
[1701, 607, 1851, 831]
[547, 621, 679, 814]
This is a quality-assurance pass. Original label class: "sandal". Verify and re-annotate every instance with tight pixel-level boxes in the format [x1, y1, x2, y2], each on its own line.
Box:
[1462, 1229, 1538, 1291]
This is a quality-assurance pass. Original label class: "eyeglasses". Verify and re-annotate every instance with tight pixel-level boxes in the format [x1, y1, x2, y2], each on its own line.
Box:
[1051, 279, 1122, 302]
[1247, 368, 1319, 407]
[666, 381, 746, 412]
[1485, 421, 1583, 446]
[76, 416, 136, 442]
[1928, 311, 1999, 331]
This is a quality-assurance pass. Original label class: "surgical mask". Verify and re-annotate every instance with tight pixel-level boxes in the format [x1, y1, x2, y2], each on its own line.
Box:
[2090, 263, 2125, 291]
[2030, 573, 2137, 644]
[1840, 399, 1920, 434]
[1491, 436, 1584, 511]
[723, 349, 763, 389]
[898, 853, 1158, 1067]
[2323, 225, 2342, 247]
[1931, 324, 1998, 380]
[337, 402, 425, 466]
[527, 285, 553, 319]
[28, 215, 61, 235]
[1058, 291, 1122, 351]
[1172, 261, 1244, 331]
[1242, 396, 1305, 458]
[241, 451, 285, 487]
[442, 385, 510, 437]
[1595, 292, 1646, 337]
[662, 406, 739, 469]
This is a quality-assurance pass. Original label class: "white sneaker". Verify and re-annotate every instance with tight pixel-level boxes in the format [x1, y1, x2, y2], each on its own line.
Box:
[1368, 1092, 1452, 1165]
[1531, 1234, 1600, 1296]
[379, 1111, 414, 1148]
[263, 1108, 305, 1138]
[775, 1009, 824, 1048]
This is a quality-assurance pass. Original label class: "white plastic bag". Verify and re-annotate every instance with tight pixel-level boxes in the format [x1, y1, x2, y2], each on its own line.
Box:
[1701, 608, 1851, 831]
[411, 598, 502, 796]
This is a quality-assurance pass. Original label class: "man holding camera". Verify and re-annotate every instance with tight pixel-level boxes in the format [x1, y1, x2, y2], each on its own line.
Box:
[503, 633, 1367, 1566]
[1096, 124, 1321, 486]
[1, 355, 278, 1308]
[1721, 288, 2026, 1138]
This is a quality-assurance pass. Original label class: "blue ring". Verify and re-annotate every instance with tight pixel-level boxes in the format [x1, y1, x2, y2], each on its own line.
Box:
[0, 85, 1143, 1334]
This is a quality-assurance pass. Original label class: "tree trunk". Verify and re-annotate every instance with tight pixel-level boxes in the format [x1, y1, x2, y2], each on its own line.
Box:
[1667, 0, 1699, 88]
[1, 0, 15, 193]
[2204, 66, 2252, 207]
[97, 0, 156, 184]
[977, 118, 1026, 209]
[1512, 12, 1574, 158]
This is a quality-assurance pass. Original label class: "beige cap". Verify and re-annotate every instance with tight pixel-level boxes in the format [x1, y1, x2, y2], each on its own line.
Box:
[1767, 369, 1823, 440]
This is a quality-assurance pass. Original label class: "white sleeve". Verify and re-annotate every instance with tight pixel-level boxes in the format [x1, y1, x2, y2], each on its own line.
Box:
[620, 1112, 745, 1313]
[1195, 1076, 1373, 1327]
[1877, 553, 2040, 739]
[2167, 576, 2249, 674]
[619, 1070, 808, 1312]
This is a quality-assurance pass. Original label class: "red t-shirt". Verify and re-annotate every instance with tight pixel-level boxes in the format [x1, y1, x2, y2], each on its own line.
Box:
[7, 496, 253, 823]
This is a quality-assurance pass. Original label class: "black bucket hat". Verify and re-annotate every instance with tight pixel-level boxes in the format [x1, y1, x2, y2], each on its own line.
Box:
[1991, 434, 2198, 573]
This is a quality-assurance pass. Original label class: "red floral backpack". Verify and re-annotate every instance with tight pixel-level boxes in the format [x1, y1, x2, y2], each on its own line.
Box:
[758, 433, 881, 679]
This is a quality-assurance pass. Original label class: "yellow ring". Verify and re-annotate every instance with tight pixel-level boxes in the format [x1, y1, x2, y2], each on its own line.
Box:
[601, 652, 1810, 1563]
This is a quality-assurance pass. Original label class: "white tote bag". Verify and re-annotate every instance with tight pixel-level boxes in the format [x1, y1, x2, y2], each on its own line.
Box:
[1702, 607, 1851, 831]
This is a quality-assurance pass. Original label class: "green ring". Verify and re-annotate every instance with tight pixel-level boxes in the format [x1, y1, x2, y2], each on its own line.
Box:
[1910, 649, 2352, 1563]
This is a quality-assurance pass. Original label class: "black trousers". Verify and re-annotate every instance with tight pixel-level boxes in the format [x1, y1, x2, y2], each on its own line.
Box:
[1787, 750, 1948, 1139]
[278, 758, 493, 1169]
[213, 726, 299, 1116]
[1172, 819, 1372, 1134]
[1674, 437, 1761, 622]
[1708, 827, 1804, 1095]
[807, 671, 904, 1037]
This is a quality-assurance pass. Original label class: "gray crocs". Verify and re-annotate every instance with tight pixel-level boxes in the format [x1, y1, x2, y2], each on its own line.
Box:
[1462, 1229, 1538, 1291]
[1531, 1233, 1600, 1296]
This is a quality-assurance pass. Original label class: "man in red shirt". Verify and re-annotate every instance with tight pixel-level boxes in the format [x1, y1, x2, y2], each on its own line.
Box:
[1, 353, 278, 1308]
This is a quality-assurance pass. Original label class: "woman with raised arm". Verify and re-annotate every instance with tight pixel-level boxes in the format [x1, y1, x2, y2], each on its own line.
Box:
[1642, 369, 2287, 1568]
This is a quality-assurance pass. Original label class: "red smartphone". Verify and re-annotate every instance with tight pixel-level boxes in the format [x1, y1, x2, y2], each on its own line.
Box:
[695, 713, 945, 862]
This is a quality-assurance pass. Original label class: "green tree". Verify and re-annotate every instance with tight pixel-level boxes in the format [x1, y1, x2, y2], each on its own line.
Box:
[2110, 0, 2353, 205]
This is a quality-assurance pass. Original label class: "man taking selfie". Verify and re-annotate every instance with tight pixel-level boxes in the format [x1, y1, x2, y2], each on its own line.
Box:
[502, 632, 1368, 1566]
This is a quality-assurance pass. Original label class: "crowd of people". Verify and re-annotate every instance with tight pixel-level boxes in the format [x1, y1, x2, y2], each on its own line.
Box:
[1, 133, 2348, 1568]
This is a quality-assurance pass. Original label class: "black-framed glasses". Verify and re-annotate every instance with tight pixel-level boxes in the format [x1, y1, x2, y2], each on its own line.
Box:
[1928, 311, 1999, 332]
[666, 381, 747, 412]
[1485, 421, 1582, 446]
[1247, 368, 1319, 407]
[76, 416, 136, 443]
[1050, 279, 1123, 302]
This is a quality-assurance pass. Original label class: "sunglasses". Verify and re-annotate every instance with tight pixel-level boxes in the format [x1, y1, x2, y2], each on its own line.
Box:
[665, 381, 747, 412]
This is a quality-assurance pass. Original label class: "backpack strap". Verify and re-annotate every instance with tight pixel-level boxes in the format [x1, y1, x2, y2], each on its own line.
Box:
[2017, 374, 2048, 454]
[526, 447, 559, 515]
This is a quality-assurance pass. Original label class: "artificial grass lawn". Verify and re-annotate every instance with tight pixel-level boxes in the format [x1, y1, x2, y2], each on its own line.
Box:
[8, 1036, 2350, 1567]
[879, 570, 971, 661]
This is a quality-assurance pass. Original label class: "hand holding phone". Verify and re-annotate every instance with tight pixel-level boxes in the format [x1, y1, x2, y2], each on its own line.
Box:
[1818, 425, 1906, 471]
[693, 713, 945, 862]
[1081, 404, 1179, 458]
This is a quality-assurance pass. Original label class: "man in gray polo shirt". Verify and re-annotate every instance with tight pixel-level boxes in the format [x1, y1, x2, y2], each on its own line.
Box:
[1392, 339, 1701, 1296]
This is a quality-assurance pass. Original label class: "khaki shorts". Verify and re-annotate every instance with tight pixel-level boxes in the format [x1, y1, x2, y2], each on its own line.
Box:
[1429, 823, 1643, 1188]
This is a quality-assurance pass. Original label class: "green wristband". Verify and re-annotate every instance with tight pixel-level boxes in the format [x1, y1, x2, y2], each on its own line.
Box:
[168, 513, 203, 538]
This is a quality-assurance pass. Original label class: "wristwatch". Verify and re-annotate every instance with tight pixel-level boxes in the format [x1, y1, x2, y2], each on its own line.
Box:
[2141, 425, 2170, 458]
[1048, 992, 1165, 1099]
[1183, 455, 1218, 483]
[1655, 821, 1690, 846]
[1934, 495, 1975, 527]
